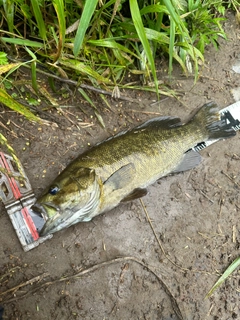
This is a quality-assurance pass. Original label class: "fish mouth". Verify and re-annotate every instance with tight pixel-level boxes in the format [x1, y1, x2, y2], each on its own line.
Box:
[31, 203, 59, 221]
[31, 202, 61, 237]
[32, 178, 101, 236]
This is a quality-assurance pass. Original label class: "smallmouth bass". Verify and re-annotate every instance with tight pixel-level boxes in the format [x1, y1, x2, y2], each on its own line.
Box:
[32, 102, 236, 236]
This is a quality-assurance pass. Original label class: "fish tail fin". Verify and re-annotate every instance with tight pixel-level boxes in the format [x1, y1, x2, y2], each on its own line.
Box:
[192, 102, 236, 140]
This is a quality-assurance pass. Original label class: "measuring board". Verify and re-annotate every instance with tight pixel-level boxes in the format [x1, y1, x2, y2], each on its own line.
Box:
[0, 152, 52, 251]
[1, 100, 240, 251]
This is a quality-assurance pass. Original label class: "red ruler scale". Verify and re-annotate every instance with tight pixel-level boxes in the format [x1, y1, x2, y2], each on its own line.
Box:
[0, 152, 52, 251]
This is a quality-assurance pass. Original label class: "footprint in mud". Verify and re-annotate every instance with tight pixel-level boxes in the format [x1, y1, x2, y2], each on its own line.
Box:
[169, 182, 183, 200]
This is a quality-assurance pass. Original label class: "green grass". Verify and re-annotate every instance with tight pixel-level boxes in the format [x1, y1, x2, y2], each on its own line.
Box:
[206, 256, 240, 298]
[0, 1, 232, 89]
[0, 0, 237, 124]
[0, 0, 236, 153]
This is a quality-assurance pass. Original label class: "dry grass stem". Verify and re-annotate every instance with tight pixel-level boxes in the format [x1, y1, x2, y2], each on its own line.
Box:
[2, 256, 184, 320]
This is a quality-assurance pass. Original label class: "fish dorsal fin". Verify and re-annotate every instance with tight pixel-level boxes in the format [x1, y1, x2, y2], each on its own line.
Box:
[104, 163, 136, 191]
[121, 188, 148, 202]
[172, 150, 202, 174]
[136, 116, 182, 130]
[97, 116, 182, 146]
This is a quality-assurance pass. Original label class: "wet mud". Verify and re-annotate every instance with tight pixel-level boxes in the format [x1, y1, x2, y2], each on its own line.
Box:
[0, 13, 240, 320]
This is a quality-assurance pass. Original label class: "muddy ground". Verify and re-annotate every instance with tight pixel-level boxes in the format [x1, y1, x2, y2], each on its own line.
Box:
[0, 13, 240, 320]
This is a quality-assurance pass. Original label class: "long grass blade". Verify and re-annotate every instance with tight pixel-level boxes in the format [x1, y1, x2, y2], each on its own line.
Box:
[169, 16, 175, 75]
[78, 88, 105, 128]
[25, 47, 38, 92]
[119, 23, 170, 45]
[162, 0, 196, 77]
[0, 133, 25, 178]
[140, 4, 169, 16]
[1, 37, 43, 48]
[0, 88, 41, 122]
[129, 0, 159, 97]
[162, 0, 186, 35]
[141, 3, 167, 57]
[53, 0, 66, 61]
[73, 0, 99, 56]
[59, 58, 111, 84]
[2, 0, 14, 33]
[206, 257, 240, 298]
[30, 0, 47, 40]
[88, 39, 138, 58]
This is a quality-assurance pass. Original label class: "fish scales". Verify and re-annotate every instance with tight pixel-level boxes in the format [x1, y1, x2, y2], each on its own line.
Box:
[92, 126, 199, 182]
[31, 102, 236, 235]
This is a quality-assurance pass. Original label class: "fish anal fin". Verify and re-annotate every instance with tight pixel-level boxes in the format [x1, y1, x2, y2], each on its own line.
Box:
[172, 150, 202, 174]
[121, 188, 148, 202]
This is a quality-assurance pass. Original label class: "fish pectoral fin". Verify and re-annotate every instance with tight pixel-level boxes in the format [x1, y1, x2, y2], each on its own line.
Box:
[121, 188, 148, 202]
[104, 163, 136, 191]
[172, 150, 202, 174]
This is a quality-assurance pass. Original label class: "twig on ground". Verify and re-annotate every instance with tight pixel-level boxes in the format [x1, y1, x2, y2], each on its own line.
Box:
[140, 198, 222, 277]
[8, 57, 139, 103]
[0, 266, 21, 282]
[140, 198, 166, 256]
[140, 198, 193, 272]
[129, 109, 162, 115]
[2, 256, 184, 320]
[0, 272, 49, 297]
[198, 189, 214, 203]
[0, 119, 18, 138]
[221, 170, 240, 188]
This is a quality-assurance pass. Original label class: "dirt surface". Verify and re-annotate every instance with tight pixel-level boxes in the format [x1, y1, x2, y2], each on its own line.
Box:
[0, 13, 240, 320]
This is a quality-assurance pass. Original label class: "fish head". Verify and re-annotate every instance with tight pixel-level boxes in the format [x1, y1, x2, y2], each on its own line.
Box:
[32, 167, 101, 236]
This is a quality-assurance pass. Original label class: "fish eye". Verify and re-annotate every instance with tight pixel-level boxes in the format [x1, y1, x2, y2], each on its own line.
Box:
[48, 185, 60, 195]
